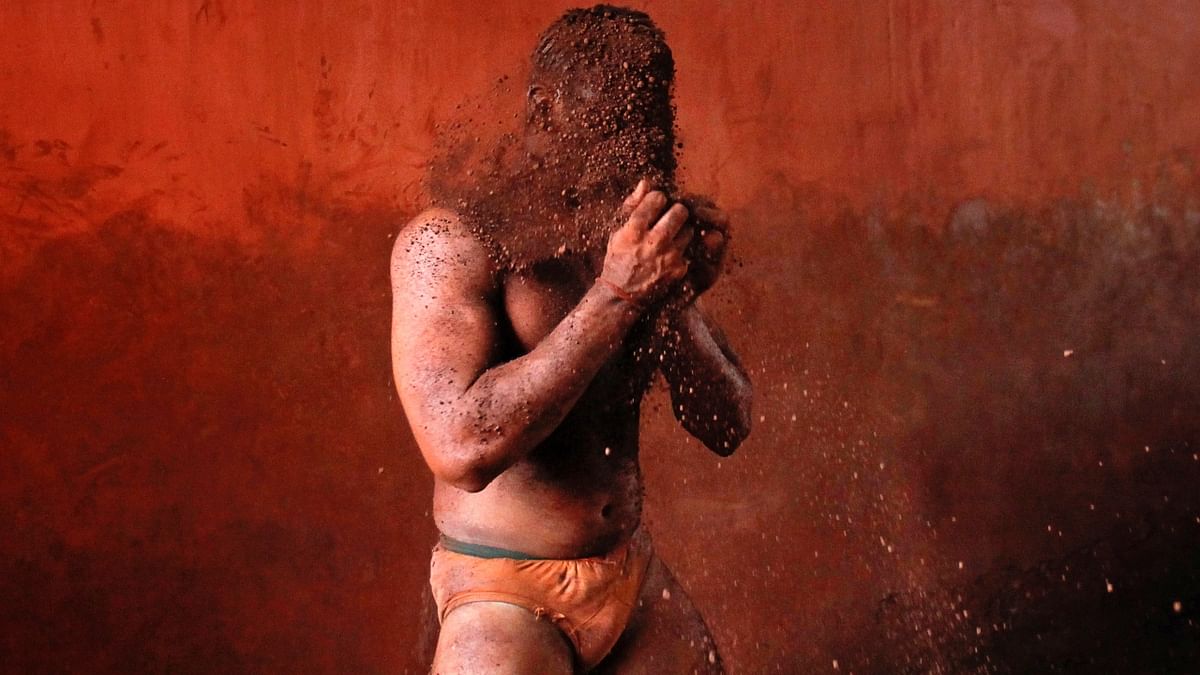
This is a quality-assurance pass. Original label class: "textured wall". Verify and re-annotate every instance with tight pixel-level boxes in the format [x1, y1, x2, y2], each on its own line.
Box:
[2, 1, 1199, 672]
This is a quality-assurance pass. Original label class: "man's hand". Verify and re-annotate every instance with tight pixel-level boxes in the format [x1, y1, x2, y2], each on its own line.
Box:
[679, 195, 730, 300]
[599, 180, 694, 306]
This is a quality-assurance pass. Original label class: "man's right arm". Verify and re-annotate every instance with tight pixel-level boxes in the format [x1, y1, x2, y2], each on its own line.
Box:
[390, 188, 690, 492]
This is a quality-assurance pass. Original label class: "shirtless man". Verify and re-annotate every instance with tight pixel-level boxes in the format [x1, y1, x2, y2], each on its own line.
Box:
[390, 6, 752, 673]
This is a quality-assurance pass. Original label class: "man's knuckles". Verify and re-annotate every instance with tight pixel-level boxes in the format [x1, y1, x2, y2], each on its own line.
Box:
[641, 191, 667, 213]
[702, 229, 725, 250]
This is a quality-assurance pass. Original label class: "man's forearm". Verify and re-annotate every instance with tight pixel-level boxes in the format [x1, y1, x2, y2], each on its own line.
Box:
[662, 303, 753, 454]
[445, 281, 640, 488]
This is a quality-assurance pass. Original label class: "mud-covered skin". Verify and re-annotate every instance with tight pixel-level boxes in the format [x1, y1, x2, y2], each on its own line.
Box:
[401, 6, 751, 671]
[394, 203, 742, 673]
[393, 192, 702, 558]
[433, 253, 663, 557]
[397, 198, 748, 560]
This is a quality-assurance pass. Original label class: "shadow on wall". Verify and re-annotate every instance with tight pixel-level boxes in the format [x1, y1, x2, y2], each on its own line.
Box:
[689, 153, 1200, 673]
[0, 187, 436, 672]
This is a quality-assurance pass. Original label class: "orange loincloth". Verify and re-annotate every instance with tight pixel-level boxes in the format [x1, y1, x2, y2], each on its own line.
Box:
[429, 529, 653, 671]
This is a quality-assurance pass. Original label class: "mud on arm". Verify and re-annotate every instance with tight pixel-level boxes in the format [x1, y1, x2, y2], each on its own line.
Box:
[660, 301, 753, 455]
[390, 216, 643, 493]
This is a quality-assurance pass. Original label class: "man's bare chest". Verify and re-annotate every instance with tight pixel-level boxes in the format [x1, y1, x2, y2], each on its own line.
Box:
[500, 258, 659, 398]
[502, 258, 593, 350]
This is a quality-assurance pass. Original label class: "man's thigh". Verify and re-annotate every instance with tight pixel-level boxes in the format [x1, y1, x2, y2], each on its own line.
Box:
[594, 555, 724, 675]
[432, 601, 574, 675]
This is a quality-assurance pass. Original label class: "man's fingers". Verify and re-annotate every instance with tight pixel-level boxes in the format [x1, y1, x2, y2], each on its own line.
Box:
[620, 179, 650, 217]
[672, 259, 691, 283]
[694, 205, 730, 232]
[648, 202, 689, 244]
[672, 225, 695, 251]
[694, 205, 727, 221]
[700, 229, 726, 256]
[624, 190, 667, 233]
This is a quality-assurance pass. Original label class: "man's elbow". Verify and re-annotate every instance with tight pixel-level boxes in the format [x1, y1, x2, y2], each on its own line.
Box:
[691, 409, 751, 457]
[432, 462, 495, 493]
[715, 413, 751, 457]
[715, 387, 753, 456]
[443, 468, 493, 493]
[428, 445, 503, 494]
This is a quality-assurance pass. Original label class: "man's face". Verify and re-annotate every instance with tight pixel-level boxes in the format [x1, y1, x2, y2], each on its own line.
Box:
[428, 11, 678, 269]
[529, 75, 674, 212]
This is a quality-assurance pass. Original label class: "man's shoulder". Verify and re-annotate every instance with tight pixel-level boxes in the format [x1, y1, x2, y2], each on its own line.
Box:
[391, 207, 498, 291]
[393, 207, 478, 259]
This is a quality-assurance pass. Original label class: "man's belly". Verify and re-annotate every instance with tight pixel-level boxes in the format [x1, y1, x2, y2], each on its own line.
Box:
[432, 449, 643, 559]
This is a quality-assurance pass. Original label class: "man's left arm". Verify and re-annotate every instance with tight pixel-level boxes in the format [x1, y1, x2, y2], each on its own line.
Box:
[660, 302, 753, 455]
[657, 195, 752, 455]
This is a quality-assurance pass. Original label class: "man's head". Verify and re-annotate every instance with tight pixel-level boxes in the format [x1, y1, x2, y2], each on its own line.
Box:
[428, 5, 679, 269]
[524, 5, 677, 201]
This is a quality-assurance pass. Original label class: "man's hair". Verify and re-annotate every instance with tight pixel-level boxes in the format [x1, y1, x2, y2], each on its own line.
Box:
[527, 5, 678, 190]
[426, 5, 681, 270]
[531, 5, 675, 90]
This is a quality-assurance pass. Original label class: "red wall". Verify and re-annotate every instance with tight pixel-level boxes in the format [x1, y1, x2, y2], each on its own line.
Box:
[3, 2, 1199, 672]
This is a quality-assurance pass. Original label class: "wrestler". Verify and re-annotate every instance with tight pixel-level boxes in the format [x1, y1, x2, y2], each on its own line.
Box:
[390, 6, 752, 673]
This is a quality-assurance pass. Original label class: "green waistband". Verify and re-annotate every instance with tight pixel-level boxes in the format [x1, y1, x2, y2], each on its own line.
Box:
[438, 534, 540, 560]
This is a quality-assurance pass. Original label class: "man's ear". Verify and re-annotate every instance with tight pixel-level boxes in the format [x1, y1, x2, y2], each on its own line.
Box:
[527, 84, 553, 128]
